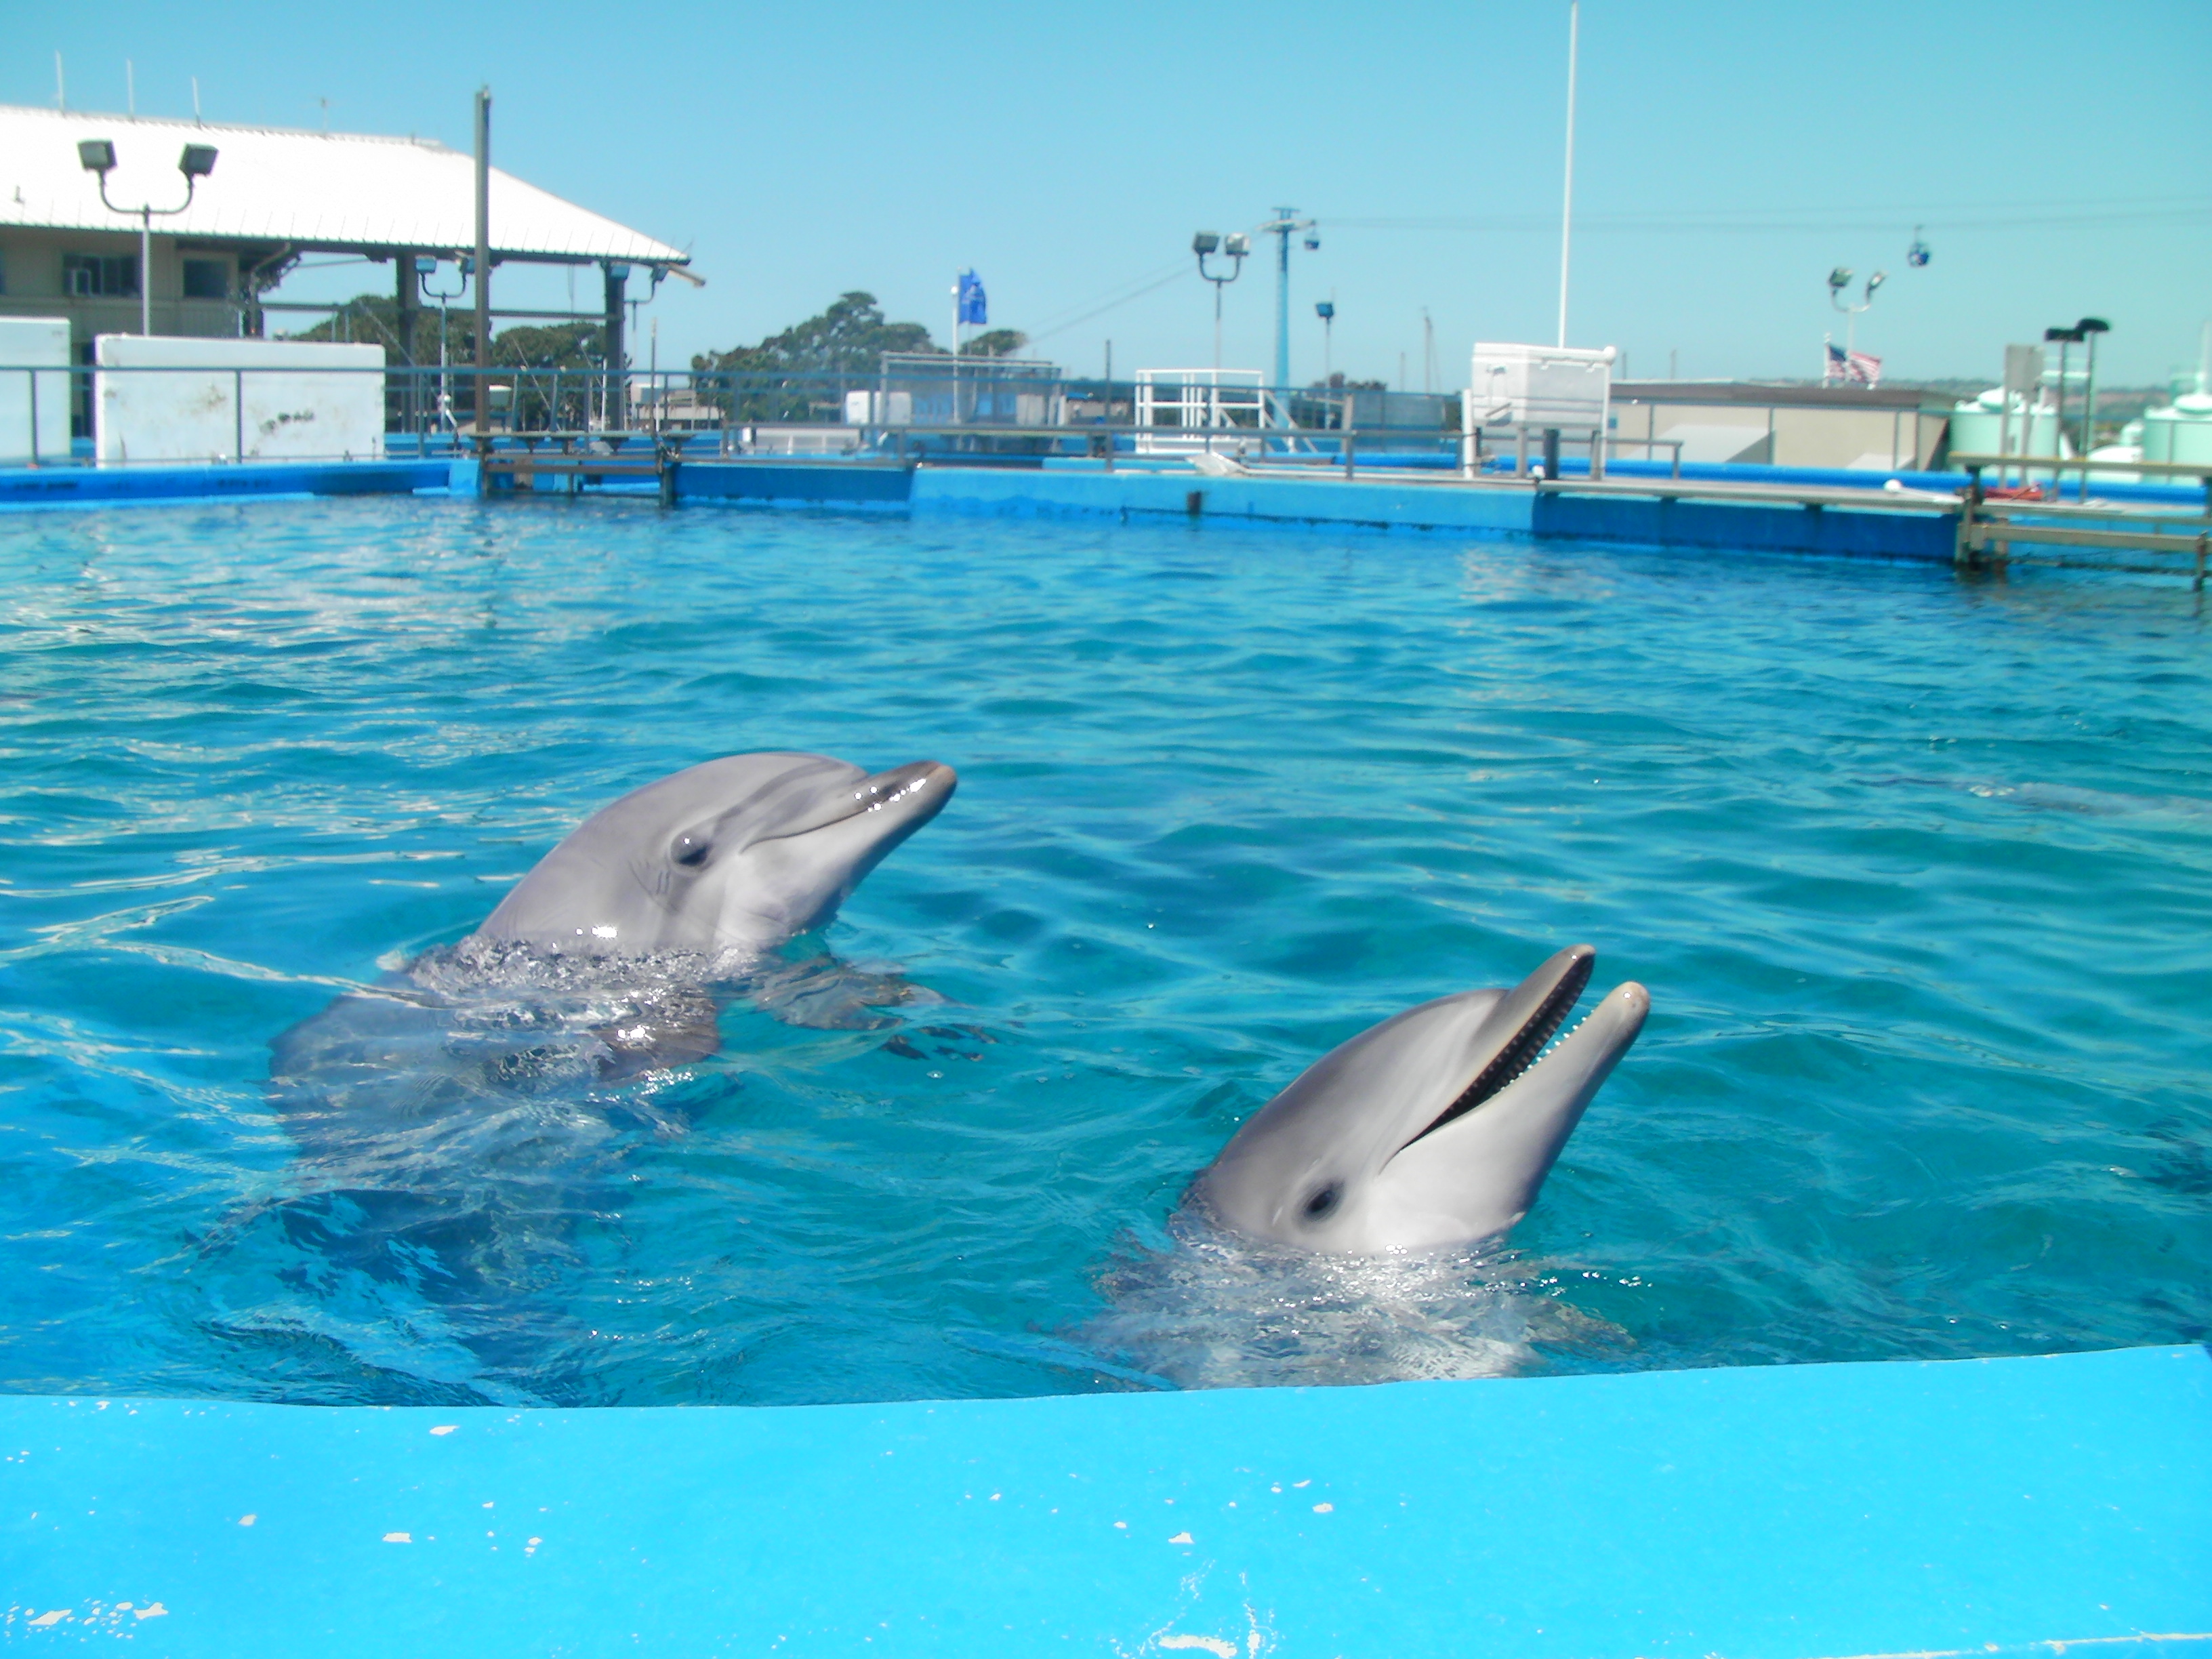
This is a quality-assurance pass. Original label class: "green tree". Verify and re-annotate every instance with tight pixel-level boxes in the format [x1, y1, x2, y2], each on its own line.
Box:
[691, 291, 944, 421]
[289, 297, 611, 428]
[960, 328, 1027, 359]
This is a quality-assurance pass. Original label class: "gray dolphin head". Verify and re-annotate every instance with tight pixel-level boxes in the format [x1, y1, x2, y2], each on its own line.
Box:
[1189, 946, 1647, 1256]
[468, 752, 956, 959]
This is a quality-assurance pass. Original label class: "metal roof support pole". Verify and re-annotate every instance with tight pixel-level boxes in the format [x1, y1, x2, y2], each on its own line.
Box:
[1272, 206, 1293, 409]
[603, 264, 628, 436]
[394, 252, 419, 445]
[472, 86, 491, 451]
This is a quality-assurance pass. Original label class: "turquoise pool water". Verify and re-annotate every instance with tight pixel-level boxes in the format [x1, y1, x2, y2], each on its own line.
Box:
[1, 498, 2207, 1407]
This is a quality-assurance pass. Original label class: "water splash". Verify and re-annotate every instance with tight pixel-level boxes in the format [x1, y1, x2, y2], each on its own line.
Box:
[1080, 1212, 1634, 1390]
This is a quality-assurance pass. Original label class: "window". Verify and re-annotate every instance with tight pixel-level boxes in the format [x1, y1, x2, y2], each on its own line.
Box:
[63, 253, 138, 298]
[182, 259, 230, 300]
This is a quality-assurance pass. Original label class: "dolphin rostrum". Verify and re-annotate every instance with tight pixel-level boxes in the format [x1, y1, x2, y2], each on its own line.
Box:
[472, 752, 956, 961]
[1187, 946, 1647, 1256]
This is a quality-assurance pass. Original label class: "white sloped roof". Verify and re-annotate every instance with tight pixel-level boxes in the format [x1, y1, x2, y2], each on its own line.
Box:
[0, 103, 686, 266]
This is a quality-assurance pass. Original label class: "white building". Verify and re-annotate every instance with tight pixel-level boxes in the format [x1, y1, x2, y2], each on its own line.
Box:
[0, 102, 689, 428]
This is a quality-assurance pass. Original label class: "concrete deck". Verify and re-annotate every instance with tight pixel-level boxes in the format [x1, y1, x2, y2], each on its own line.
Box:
[5, 1345, 2207, 1656]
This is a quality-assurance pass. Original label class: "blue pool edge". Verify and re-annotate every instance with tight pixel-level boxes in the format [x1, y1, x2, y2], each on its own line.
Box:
[5, 1343, 2208, 1656]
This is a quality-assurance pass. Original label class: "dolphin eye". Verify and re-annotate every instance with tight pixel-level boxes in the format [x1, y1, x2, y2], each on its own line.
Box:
[672, 835, 712, 869]
[1303, 1183, 1342, 1222]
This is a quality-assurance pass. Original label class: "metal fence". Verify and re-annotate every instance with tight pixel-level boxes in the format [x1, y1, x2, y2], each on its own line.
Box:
[3, 361, 1479, 468]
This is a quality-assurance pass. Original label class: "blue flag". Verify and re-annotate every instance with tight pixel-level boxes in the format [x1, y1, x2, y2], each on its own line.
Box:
[957, 270, 987, 327]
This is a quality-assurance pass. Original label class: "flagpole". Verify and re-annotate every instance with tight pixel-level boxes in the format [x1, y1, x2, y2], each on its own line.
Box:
[1556, 0, 1578, 349]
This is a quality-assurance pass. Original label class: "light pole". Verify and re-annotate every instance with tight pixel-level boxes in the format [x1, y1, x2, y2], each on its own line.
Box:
[1315, 299, 1336, 384]
[1191, 231, 1250, 372]
[1258, 207, 1317, 395]
[1826, 266, 1887, 363]
[2075, 316, 2111, 455]
[77, 138, 218, 335]
[2044, 324, 2084, 460]
[417, 256, 468, 432]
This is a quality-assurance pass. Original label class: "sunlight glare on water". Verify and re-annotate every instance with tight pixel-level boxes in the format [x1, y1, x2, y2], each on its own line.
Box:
[0, 497, 2207, 1406]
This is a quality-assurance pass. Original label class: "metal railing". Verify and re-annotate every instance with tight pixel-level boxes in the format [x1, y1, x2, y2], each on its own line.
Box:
[3, 361, 1477, 469]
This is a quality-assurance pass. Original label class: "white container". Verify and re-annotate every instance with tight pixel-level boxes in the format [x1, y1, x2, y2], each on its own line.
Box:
[1465, 342, 1615, 429]
[1947, 388, 2072, 461]
[94, 335, 386, 465]
[842, 390, 914, 426]
[0, 317, 73, 462]
[2141, 392, 2212, 466]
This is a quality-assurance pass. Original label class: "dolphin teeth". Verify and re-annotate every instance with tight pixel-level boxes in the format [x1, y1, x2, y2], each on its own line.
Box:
[1409, 951, 1593, 1146]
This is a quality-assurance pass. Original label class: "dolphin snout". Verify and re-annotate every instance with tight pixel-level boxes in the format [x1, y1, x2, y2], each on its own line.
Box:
[861, 760, 957, 814]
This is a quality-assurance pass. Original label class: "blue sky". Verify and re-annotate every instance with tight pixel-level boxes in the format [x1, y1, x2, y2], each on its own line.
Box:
[8, 0, 2209, 387]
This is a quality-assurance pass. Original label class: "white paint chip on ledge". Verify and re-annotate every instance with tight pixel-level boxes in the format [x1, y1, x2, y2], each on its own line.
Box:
[429, 1425, 457, 1436]
[1312, 1502, 1334, 1514]
[383, 1531, 413, 1543]
[1168, 1531, 1195, 1545]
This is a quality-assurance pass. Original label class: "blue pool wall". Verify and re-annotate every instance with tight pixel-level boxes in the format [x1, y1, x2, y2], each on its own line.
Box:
[5, 1345, 2207, 1657]
[1, 455, 2195, 569]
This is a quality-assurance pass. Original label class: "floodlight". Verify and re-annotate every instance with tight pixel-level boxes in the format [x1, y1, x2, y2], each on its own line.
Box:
[607, 262, 632, 281]
[1315, 301, 1335, 321]
[1827, 266, 1851, 293]
[2076, 317, 2110, 335]
[178, 144, 218, 179]
[77, 138, 116, 173]
[1866, 270, 1887, 296]
[1224, 233, 1250, 257]
[415, 255, 438, 276]
[1191, 231, 1220, 256]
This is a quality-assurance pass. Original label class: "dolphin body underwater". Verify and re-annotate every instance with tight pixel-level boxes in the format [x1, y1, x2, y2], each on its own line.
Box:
[1186, 946, 1648, 1256]
[242, 754, 954, 1394]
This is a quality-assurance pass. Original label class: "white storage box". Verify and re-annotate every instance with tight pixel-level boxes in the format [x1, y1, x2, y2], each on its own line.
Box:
[1467, 342, 1615, 430]
[0, 317, 73, 462]
[94, 335, 386, 464]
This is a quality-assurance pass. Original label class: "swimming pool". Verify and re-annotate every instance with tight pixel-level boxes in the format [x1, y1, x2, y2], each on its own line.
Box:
[1, 497, 2205, 1407]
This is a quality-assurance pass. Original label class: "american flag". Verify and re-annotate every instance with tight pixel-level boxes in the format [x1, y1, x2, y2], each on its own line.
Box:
[1825, 340, 1883, 387]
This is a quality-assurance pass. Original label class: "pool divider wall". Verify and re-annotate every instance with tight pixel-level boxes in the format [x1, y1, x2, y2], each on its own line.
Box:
[0, 455, 2060, 569]
[0, 457, 459, 508]
[903, 464, 1963, 560]
[4, 1345, 2206, 1655]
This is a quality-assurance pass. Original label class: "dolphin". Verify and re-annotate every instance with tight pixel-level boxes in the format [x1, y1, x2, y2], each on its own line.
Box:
[242, 752, 958, 1399]
[1186, 945, 1647, 1256]
[470, 752, 958, 961]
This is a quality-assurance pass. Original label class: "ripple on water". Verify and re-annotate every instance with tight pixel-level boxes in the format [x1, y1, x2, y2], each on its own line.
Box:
[0, 497, 2207, 1406]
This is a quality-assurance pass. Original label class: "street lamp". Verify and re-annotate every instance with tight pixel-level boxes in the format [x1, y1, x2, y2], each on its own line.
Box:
[1826, 266, 1886, 366]
[1192, 230, 1249, 371]
[1315, 299, 1336, 384]
[417, 255, 469, 431]
[2075, 316, 2111, 457]
[78, 138, 218, 335]
[2044, 324, 2085, 462]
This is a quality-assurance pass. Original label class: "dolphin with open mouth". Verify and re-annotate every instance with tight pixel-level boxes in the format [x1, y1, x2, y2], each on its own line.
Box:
[1186, 946, 1647, 1256]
